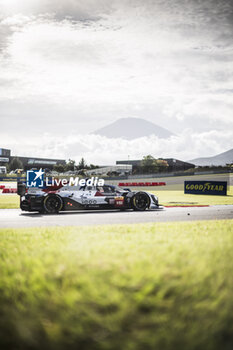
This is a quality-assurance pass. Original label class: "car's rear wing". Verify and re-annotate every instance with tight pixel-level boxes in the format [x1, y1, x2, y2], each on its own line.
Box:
[17, 181, 27, 196]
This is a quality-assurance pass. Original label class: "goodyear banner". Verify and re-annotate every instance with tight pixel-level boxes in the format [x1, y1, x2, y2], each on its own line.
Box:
[185, 181, 227, 196]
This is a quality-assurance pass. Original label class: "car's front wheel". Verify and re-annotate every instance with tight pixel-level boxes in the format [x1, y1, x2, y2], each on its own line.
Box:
[43, 194, 63, 214]
[131, 192, 150, 211]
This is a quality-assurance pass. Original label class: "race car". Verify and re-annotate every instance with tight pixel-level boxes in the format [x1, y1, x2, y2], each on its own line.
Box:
[17, 182, 161, 214]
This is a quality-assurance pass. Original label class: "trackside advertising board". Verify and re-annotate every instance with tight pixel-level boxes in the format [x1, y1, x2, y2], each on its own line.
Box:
[184, 181, 227, 196]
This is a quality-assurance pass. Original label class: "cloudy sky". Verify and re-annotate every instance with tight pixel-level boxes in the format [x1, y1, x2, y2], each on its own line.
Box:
[0, 0, 232, 164]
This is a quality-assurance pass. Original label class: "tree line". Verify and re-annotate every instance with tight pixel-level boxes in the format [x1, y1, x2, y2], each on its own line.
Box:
[6, 155, 168, 174]
[6, 157, 98, 174]
[53, 158, 98, 174]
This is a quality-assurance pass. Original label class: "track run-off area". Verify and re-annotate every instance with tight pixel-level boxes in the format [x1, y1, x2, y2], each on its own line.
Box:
[0, 205, 232, 228]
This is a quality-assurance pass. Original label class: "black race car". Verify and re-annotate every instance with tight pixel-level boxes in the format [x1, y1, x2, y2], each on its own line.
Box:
[17, 182, 160, 214]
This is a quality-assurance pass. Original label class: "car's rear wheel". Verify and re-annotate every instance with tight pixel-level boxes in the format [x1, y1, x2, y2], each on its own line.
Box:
[131, 192, 150, 211]
[43, 194, 63, 214]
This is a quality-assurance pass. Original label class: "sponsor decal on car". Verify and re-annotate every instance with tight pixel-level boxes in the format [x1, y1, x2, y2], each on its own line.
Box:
[114, 196, 124, 207]
[81, 199, 97, 205]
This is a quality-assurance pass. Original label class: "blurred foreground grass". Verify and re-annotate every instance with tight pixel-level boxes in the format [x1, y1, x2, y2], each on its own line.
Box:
[0, 220, 233, 350]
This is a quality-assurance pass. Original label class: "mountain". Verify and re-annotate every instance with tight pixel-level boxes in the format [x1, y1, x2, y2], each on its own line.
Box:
[189, 148, 233, 166]
[92, 117, 174, 140]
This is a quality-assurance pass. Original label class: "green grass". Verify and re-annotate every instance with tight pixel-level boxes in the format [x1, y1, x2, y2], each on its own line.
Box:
[0, 221, 233, 350]
[0, 194, 19, 209]
[154, 186, 233, 206]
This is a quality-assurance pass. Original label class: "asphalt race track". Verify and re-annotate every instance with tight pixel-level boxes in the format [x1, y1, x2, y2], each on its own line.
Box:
[0, 206, 232, 228]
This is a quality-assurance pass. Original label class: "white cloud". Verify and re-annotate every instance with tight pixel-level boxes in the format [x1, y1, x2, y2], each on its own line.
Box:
[0, 0, 232, 159]
[1, 129, 232, 165]
[0, 0, 114, 20]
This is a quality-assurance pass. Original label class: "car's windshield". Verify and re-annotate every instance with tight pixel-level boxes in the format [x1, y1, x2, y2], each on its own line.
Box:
[79, 184, 126, 193]
[96, 185, 124, 193]
[113, 185, 125, 193]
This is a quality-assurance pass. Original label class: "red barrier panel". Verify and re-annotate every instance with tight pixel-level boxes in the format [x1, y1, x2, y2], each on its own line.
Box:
[0, 185, 5, 189]
[2, 188, 17, 193]
[118, 182, 166, 187]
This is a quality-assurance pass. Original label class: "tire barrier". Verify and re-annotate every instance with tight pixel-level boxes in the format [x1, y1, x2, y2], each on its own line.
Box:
[119, 182, 166, 187]
[2, 188, 17, 193]
[0, 185, 5, 189]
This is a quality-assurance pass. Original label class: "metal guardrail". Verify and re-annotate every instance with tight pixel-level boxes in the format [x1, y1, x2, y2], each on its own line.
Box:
[0, 177, 26, 181]
[1, 169, 232, 182]
[106, 169, 233, 180]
